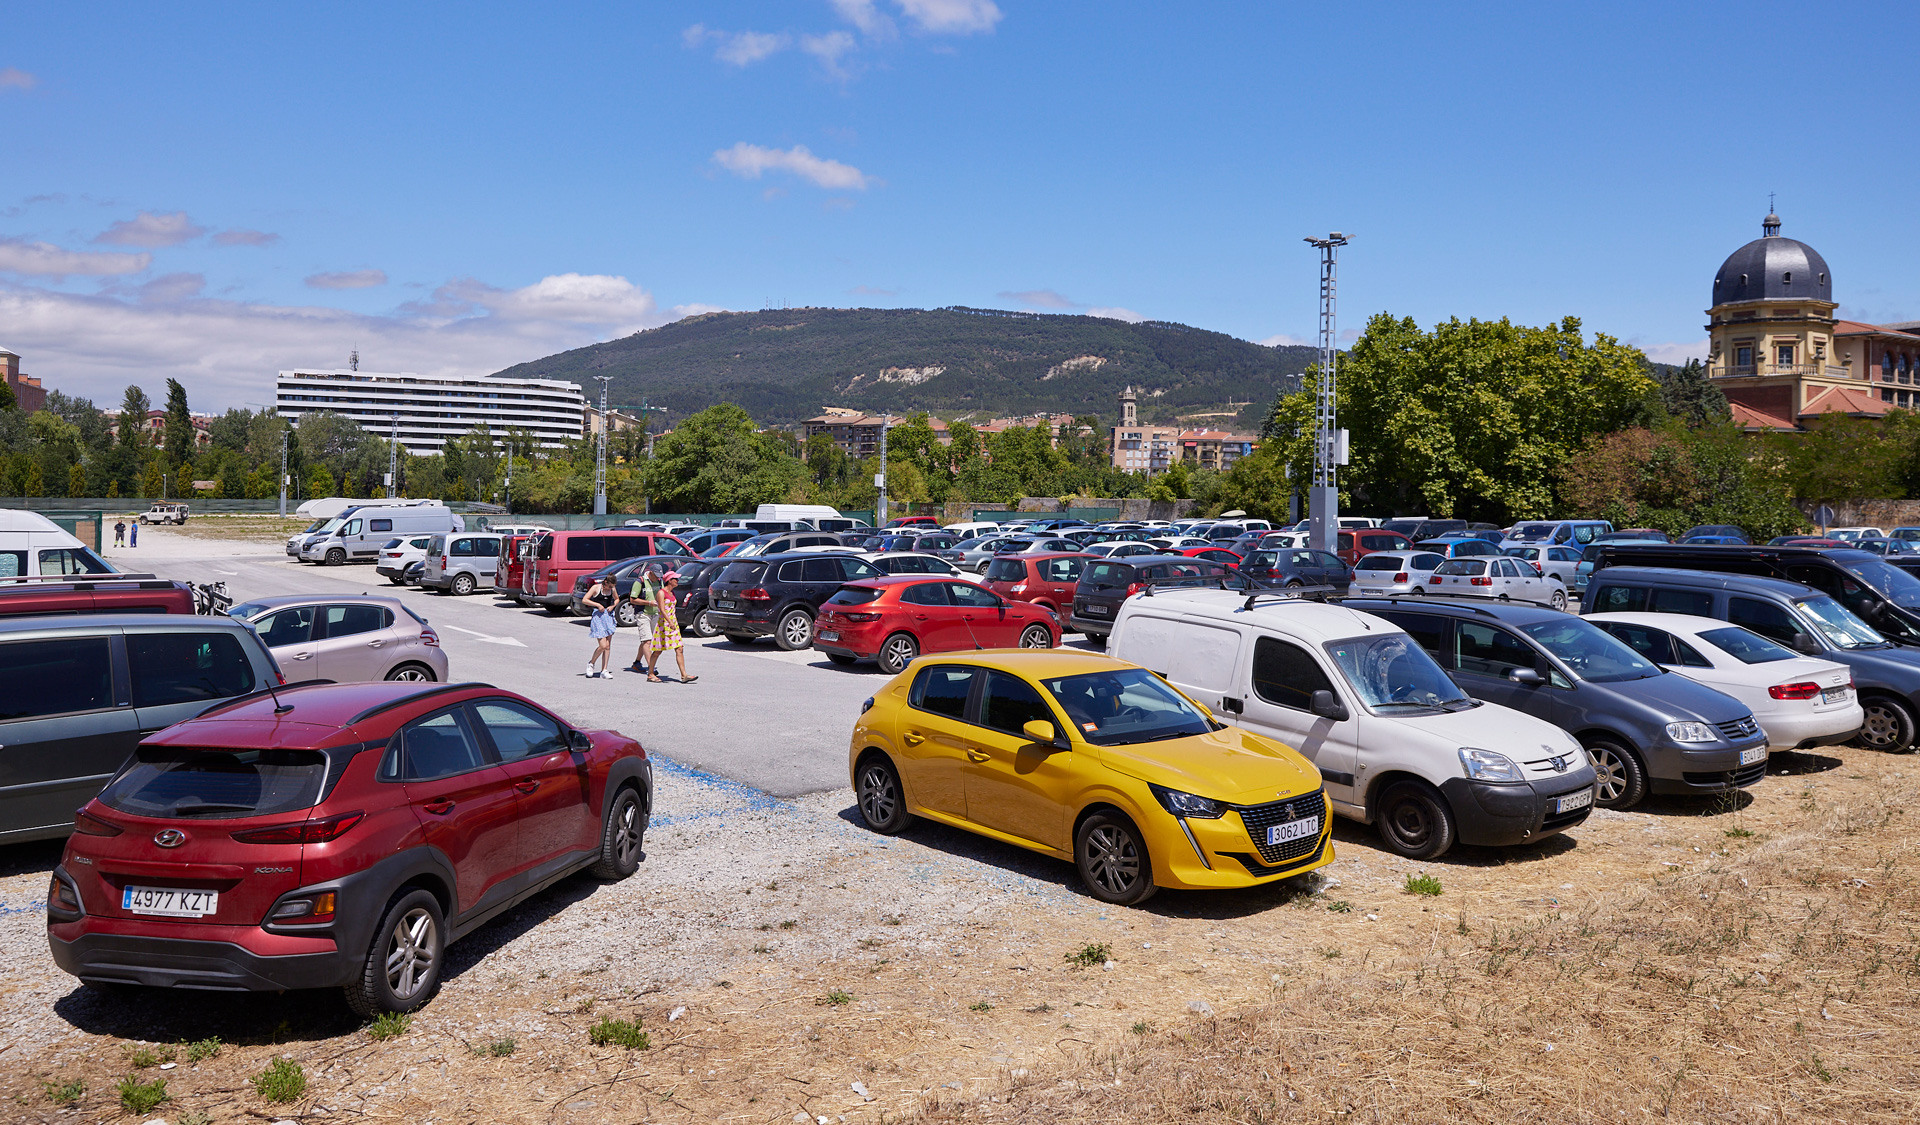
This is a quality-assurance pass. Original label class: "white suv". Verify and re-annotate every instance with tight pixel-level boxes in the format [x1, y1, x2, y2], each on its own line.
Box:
[1110, 588, 1598, 859]
[375, 535, 437, 585]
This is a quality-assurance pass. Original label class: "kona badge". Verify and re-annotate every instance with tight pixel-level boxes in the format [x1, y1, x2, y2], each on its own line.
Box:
[152, 829, 186, 848]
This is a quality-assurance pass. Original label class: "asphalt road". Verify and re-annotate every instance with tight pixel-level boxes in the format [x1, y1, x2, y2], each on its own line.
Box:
[124, 543, 886, 797]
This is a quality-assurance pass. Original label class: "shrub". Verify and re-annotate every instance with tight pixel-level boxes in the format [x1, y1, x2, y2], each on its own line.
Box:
[43, 1078, 85, 1104]
[252, 1058, 307, 1103]
[117, 1076, 169, 1115]
[184, 1036, 222, 1062]
[588, 1017, 650, 1050]
[1066, 942, 1112, 968]
[366, 1011, 411, 1041]
[1405, 874, 1443, 896]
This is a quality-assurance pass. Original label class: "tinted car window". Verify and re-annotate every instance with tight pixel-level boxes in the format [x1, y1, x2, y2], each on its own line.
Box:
[99, 747, 328, 819]
[39, 548, 113, 576]
[321, 604, 388, 639]
[900, 582, 951, 606]
[801, 558, 844, 583]
[1413, 553, 1445, 569]
[1727, 597, 1811, 647]
[1454, 622, 1536, 677]
[909, 665, 977, 720]
[653, 537, 689, 556]
[370, 518, 393, 532]
[1251, 636, 1337, 710]
[1084, 562, 1125, 585]
[1375, 611, 1450, 663]
[985, 559, 1027, 582]
[0, 636, 113, 720]
[255, 606, 315, 647]
[1699, 626, 1796, 664]
[128, 632, 257, 707]
[1355, 555, 1401, 572]
[979, 670, 1054, 735]
[838, 558, 881, 580]
[949, 583, 1001, 608]
[1595, 622, 1675, 664]
[474, 700, 565, 761]
[566, 536, 604, 562]
[827, 587, 885, 606]
[393, 709, 488, 781]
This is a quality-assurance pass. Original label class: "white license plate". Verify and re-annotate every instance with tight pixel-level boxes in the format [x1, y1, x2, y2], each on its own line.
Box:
[1555, 788, 1593, 814]
[715, 600, 736, 609]
[1084, 605, 1110, 616]
[1267, 817, 1319, 845]
[122, 886, 219, 918]
[1740, 746, 1769, 766]
[1822, 687, 1848, 704]
[1357, 585, 1387, 594]
[818, 630, 840, 642]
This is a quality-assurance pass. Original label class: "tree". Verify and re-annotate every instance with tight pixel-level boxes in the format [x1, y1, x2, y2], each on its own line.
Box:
[118, 385, 151, 452]
[208, 408, 255, 453]
[141, 460, 163, 499]
[23, 462, 43, 497]
[68, 462, 87, 498]
[162, 378, 195, 465]
[1770, 413, 1904, 504]
[644, 403, 805, 513]
[1653, 359, 1730, 428]
[1559, 422, 1804, 540]
[307, 464, 337, 498]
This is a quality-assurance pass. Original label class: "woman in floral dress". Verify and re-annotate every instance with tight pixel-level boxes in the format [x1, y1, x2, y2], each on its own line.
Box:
[646, 569, 695, 683]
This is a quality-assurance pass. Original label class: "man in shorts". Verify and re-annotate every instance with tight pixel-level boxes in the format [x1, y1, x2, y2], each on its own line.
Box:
[625, 566, 657, 674]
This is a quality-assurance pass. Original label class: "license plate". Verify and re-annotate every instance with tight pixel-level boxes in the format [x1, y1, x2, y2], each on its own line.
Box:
[1822, 687, 1848, 704]
[1357, 585, 1387, 594]
[1084, 605, 1110, 616]
[1555, 788, 1593, 814]
[122, 886, 219, 918]
[1740, 746, 1768, 766]
[818, 630, 840, 642]
[715, 600, 736, 609]
[1267, 817, 1319, 845]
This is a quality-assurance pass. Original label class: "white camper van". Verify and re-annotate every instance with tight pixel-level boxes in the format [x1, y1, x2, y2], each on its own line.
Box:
[0, 510, 117, 579]
[754, 504, 867, 532]
[293, 504, 464, 565]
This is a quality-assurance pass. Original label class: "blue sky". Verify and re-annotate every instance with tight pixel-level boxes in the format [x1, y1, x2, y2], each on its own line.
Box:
[4, 1, 1917, 410]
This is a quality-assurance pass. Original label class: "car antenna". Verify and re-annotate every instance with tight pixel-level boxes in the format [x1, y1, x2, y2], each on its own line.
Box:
[961, 610, 986, 650]
[265, 679, 294, 715]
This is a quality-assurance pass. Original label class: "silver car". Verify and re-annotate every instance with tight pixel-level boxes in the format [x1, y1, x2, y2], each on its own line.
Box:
[230, 594, 448, 683]
[1348, 550, 1447, 596]
[1502, 544, 1585, 588]
[419, 533, 504, 595]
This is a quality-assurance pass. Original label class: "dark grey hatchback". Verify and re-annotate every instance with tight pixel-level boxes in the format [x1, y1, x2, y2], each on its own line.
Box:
[1069, 555, 1234, 645]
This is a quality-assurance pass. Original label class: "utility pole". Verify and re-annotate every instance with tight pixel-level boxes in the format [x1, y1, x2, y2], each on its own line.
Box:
[503, 440, 513, 513]
[875, 413, 890, 526]
[634, 401, 666, 515]
[279, 425, 289, 516]
[592, 376, 612, 516]
[1303, 232, 1350, 554]
[387, 413, 399, 498]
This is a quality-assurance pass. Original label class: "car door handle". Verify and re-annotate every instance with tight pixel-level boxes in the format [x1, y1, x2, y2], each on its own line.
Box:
[1221, 696, 1244, 714]
[422, 799, 456, 815]
[902, 730, 926, 746]
[514, 779, 539, 794]
[290, 651, 312, 660]
[966, 749, 991, 762]
[367, 640, 383, 648]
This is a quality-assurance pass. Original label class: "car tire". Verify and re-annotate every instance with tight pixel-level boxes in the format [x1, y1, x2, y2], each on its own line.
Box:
[854, 752, 913, 835]
[1374, 780, 1457, 859]
[692, 609, 721, 638]
[724, 632, 758, 645]
[1019, 624, 1053, 649]
[1498, 593, 1511, 602]
[1084, 631, 1108, 648]
[543, 603, 567, 616]
[1857, 694, 1917, 753]
[1075, 811, 1158, 905]
[325, 548, 346, 566]
[877, 632, 919, 675]
[1549, 588, 1567, 611]
[616, 602, 640, 628]
[385, 662, 436, 683]
[589, 787, 646, 880]
[775, 609, 814, 651]
[344, 888, 445, 1018]
[1285, 579, 1303, 589]
[388, 575, 407, 586]
[826, 651, 858, 666]
[451, 573, 476, 597]
[1586, 738, 1648, 809]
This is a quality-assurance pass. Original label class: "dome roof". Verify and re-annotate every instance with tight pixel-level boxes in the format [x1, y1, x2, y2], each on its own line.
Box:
[1712, 212, 1831, 306]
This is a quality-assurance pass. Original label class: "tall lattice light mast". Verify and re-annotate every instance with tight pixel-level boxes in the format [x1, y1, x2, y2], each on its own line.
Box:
[592, 376, 612, 516]
[1303, 232, 1349, 553]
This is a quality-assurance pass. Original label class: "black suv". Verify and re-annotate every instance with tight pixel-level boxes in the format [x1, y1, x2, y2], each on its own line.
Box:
[1343, 596, 1768, 809]
[0, 614, 283, 843]
[1070, 555, 1235, 645]
[706, 552, 883, 649]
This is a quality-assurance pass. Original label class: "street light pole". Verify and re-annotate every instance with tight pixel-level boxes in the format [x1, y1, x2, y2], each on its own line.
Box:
[1303, 232, 1350, 554]
[592, 376, 612, 516]
[387, 413, 399, 498]
[875, 413, 890, 526]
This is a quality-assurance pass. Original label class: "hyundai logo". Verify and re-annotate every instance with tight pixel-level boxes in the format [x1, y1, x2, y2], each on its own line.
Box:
[152, 829, 186, 849]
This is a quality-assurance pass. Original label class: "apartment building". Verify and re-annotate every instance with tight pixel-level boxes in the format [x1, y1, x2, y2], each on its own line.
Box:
[275, 368, 585, 454]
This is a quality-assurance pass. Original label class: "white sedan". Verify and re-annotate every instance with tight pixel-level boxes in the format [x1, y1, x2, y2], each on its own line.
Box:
[1585, 613, 1862, 751]
[1426, 556, 1569, 609]
[1348, 550, 1447, 596]
[1502, 544, 1584, 587]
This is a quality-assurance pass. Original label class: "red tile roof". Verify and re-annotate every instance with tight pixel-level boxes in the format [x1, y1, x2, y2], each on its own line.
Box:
[1799, 384, 1888, 418]
[1728, 401, 1800, 432]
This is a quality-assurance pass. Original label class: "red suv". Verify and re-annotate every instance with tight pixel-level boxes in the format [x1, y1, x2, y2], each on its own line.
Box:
[47, 680, 651, 1016]
[1337, 529, 1413, 566]
[813, 575, 1059, 674]
[983, 551, 1092, 618]
[0, 575, 194, 617]
[883, 516, 938, 528]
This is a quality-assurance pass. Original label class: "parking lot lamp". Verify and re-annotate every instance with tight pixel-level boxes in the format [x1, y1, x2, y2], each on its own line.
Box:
[593, 376, 611, 516]
[1303, 232, 1350, 554]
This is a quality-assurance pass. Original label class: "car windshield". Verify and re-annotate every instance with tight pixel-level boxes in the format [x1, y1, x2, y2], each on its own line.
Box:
[1837, 555, 1920, 609]
[1325, 634, 1475, 714]
[228, 601, 272, 620]
[1039, 667, 1213, 746]
[1512, 523, 1557, 541]
[1697, 626, 1796, 664]
[1519, 618, 1663, 682]
[98, 747, 329, 819]
[1795, 596, 1887, 649]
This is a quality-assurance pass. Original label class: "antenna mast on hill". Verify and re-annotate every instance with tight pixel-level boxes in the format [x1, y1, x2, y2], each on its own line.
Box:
[1303, 232, 1349, 554]
[348, 348, 359, 372]
[593, 376, 612, 516]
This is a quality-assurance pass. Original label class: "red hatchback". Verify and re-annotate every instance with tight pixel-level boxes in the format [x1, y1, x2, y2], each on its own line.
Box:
[813, 576, 1059, 674]
[47, 680, 651, 1016]
[983, 551, 1094, 618]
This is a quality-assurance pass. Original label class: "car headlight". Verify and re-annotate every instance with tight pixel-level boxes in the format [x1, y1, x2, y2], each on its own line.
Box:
[1458, 747, 1524, 782]
[1149, 784, 1227, 819]
[1665, 721, 1718, 743]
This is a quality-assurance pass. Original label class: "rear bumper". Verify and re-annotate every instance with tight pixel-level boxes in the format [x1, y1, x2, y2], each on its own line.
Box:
[530, 593, 573, 609]
[49, 928, 346, 992]
[1069, 612, 1113, 634]
[706, 609, 774, 636]
[1759, 705, 1863, 750]
[1437, 773, 1597, 847]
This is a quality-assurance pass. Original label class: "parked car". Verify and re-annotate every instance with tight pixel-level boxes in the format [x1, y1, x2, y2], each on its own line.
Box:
[1500, 520, 1613, 550]
[1890, 527, 1920, 543]
[1502, 544, 1584, 587]
[846, 650, 1334, 903]
[940, 521, 1003, 539]
[1147, 536, 1215, 551]
[705, 551, 885, 650]
[1768, 536, 1847, 548]
[298, 506, 462, 566]
[1854, 537, 1919, 557]
[1595, 528, 1672, 544]
[814, 575, 1058, 673]
[1, 509, 116, 580]
[1111, 589, 1597, 858]
[519, 530, 691, 613]
[0, 574, 194, 618]
[1582, 566, 1920, 753]
[883, 515, 940, 529]
[231, 594, 446, 683]
[1680, 524, 1750, 544]
[683, 528, 757, 556]
[48, 679, 652, 1014]
[1347, 550, 1447, 597]
[418, 533, 505, 596]
[857, 551, 987, 585]
[376, 536, 437, 586]
[1335, 529, 1415, 566]
[1426, 557, 1570, 610]
[566, 555, 707, 624]
[1236, 547, 1352, 592]
[1827, 527, 1887, 542]
[1070, 556, 1235, 644]
[1345, 596, 1769, 809]
[1585, 612, 1862, 751]
[984, 552, 1093, 619]
[1416, 538, 1501, 558]
[725, 530, 853, 559]
[1381, 518, 1468, 541]
[136, 502, 189, 525]
[0, 613, 281, 844]
[1177, 546, 1244, 566]
[1082, 541, 1160, 561]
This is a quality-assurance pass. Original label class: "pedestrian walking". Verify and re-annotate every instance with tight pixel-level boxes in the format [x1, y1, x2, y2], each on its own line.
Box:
[113, 520, 126, 547]
[128, 521, 137, 548]
[583, 574, 619, 679]
[647, 569, 696, 684]
[626, 566, 658, 676]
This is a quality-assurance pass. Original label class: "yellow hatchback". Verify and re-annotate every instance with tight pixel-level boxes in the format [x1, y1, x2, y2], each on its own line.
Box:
[847, 650, 1333, 904]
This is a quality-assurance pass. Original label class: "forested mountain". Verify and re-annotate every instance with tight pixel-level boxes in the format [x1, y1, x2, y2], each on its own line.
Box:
[491, 306, 1315, 428]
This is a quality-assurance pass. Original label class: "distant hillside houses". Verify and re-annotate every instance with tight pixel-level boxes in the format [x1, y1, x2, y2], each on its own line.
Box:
[802, 408, 1090, 458]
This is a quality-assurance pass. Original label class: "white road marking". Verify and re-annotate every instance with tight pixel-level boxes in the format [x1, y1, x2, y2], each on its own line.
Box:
[441, 624, 529, 648]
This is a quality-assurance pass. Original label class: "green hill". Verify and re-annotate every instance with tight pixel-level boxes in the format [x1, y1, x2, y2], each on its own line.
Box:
[491, 306, 1314, 429]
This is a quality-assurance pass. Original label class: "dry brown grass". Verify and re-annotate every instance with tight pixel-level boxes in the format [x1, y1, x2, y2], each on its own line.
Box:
[914, 785, 1920, 1124]
[156, 515, 312, 542]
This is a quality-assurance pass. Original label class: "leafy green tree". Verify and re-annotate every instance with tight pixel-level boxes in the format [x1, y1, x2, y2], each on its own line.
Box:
[1770, 413, 1904, 504]
[946, 419, 983, 472]
[118, 385, 151, 452]
[24, 462, 44, 497]
[68, 462, 87, 498]
[162, 378, 195, 465]
[141, 460, 162, 499]
[0, 378, 14, 412]
[306, 464, 336, 498]
[1559, 422, 1803, 539]
[1653, 359, 1730, 428]
[644, 403, 805, 513]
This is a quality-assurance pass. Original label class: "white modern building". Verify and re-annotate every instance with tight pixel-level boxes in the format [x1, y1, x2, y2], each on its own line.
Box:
[275, 369, 586, 454]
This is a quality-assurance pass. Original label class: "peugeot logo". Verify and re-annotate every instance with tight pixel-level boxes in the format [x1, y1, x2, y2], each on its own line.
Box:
[152, 829, 185, 849]
[1548, 756, 1568, 773]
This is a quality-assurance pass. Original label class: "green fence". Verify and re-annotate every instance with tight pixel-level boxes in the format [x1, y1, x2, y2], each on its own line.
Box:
[36, 510, 104, 552]
[469, 511, 875, 531]
[971, 507, 1120, 524]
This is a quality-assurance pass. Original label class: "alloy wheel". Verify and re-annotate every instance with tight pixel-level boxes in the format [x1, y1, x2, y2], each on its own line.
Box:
[1019, 625, 1051, 648]
[384, 907, 437, 1000]
[1550, 589, 1567, 611]
[1591, 746, 1628, 803]
[1082, 824, 1142, 896]
[781, 612, 813, 649]
[613, 800, 642, 868]
[388, 665, 430, 682]
[881, 634, 918, 673]
[858, 763, 898, 826]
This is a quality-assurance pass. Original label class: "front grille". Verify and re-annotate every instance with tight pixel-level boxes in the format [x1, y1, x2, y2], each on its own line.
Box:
[1682, 762, 1767, 790]
[1717, 716, 1760, 740]
[1234, 790, 1329, 866]
[1540, 804, 1593, 833]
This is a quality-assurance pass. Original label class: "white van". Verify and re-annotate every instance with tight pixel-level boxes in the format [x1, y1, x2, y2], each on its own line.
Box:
[295, 505, 464, 566]
[0, 510, 116, 579]
[754, 503, 866, 533]
[1110, 588, 1599, 859]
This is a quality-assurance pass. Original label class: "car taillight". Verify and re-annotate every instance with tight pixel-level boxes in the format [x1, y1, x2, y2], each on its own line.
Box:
[844, 612, 880, 622]
[232, 810, 364, 844]
[73, 806, 123, 837]
[440, 556, 449, 568]
[743, 587, 772, 601]
[1393, 572, 1409, 583]
[421, 628, 440, 647]
[1769, 681, 1821, 700]
[547, 568, 560, 580]
[1126, 582, 1144, 596]
[1470, 576, 1492, 586]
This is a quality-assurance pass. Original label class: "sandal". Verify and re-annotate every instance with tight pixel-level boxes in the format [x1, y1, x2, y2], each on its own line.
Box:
[682, 675, 699, 684]
[647, 675, 665, 683]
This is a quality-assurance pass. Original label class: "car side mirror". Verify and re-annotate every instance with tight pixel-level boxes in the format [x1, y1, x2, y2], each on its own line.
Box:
[1022, 719, 1066, 749]
[1507, 667, 1544, 686]
[568, 729, 593, 752]
[1309, 689, 1348, 721]
[1792, 634, 1823, 655]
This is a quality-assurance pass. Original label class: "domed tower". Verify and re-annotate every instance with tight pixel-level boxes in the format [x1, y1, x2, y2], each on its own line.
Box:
[1706, 209, 1859, 428]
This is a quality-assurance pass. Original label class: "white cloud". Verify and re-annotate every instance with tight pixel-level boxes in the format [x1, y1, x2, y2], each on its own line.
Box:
[0, 238, 151, 277]
[682, 24, 792, 66]
[0, 272, 703, 410]
[999, 288, 1075, 309]
[0, 67, 34, 91]
[1086, 306, 1144, 324]
[1260, 333, 1311, 347]
[802, 30, 859, 79]
[896, 0, 1002, 34]
[94, 210, 206, 248]
[137, 273, 206, 303]
[305, 268, 388, 290]
[1637, 339, 1709, 365]
[831, 0, 896, 38]
[212, 228, 280, 247]
[712, 143, 873, 190]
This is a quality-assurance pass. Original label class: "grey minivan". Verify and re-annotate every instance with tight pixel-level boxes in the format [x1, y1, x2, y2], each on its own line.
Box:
[1583, 566, 1920, 753]
[0, 614, 281, 843]
[420, 533, 504, 595]
[1345, 597, 1769, 810]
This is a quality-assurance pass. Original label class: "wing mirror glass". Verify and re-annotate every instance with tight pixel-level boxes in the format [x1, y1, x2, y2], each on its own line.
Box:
[1507, 667, 1544, 686]
[1309, 689, 1349, 721]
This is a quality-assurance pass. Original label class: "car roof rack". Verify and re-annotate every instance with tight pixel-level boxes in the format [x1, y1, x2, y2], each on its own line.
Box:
[0, 572, 164, 585]
[1238, 586, 1340, 610]
[1336, 593, 1503, 618]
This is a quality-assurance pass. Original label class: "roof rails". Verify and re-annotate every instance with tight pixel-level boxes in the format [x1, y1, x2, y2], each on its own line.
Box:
[1338, 592, 1506, 618]
[0, 572, 165, 585]
[349, 681, 499, 725]
[1239, 586, 1341, 610]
